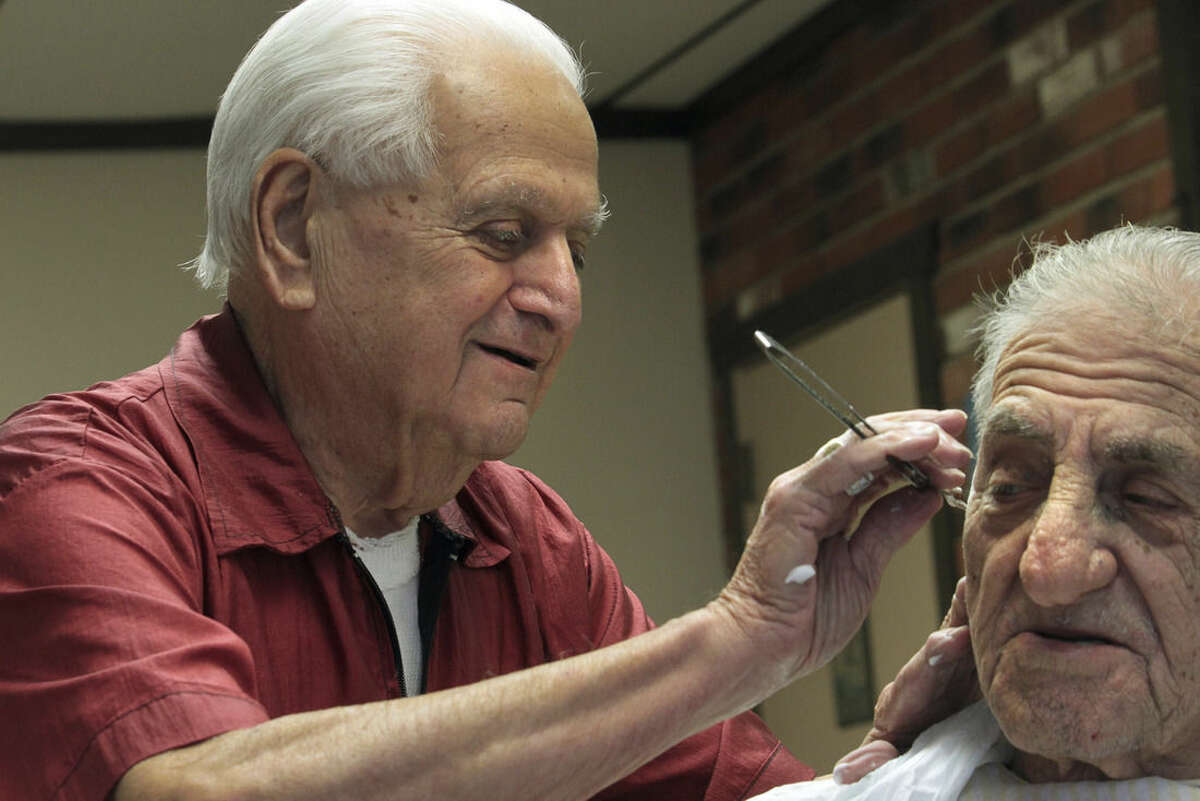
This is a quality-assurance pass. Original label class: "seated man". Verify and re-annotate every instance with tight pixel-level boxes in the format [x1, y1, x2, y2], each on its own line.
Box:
[754, 224, 1200, 799]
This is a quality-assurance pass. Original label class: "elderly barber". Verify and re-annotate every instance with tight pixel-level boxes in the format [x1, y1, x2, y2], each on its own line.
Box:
[0, 1, 970, 799]
[756, 224, 1200, 799]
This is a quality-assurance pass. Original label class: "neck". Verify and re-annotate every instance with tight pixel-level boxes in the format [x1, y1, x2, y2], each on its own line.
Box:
[228, 294, 476, 537]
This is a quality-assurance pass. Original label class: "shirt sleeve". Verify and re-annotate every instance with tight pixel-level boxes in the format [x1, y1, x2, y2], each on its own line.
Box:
[0, 456, 269, 801]
[508, 468, 816, 800]
[577, 531, 816, 800]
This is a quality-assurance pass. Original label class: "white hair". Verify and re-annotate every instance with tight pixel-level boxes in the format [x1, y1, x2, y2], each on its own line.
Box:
[192, 0, 586, 293]
[971, 224, 1200, 419]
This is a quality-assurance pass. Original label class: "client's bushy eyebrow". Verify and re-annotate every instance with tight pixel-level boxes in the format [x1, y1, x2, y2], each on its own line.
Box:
[980, 408, 1048, 442]
[984, 408, 1194, 472]
[1103, 436, 1190, 472]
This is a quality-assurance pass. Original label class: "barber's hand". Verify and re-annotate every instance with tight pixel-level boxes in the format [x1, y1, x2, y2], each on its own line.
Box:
[831, 577, 980, 784]
[716, 408, 970, 686]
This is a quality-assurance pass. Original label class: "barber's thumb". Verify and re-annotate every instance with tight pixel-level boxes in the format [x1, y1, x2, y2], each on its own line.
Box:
[832, 739, 899, 785]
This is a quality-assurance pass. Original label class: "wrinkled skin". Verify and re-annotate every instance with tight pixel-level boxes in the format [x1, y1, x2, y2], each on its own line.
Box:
[964, 312, 1200, 781]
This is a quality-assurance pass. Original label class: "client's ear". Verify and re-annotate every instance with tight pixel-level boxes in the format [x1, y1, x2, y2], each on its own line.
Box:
[250, 148, 325, 310]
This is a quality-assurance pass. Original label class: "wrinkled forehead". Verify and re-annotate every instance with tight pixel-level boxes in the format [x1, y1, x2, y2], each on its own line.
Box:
[976, 318, 1200, 465]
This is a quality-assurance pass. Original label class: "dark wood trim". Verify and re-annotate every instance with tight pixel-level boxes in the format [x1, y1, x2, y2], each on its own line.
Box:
[906, 244, 962, 615]
[0, 117, 213, 151]
[0, 109, 690, 151]
[1156, 0, 1200, 229]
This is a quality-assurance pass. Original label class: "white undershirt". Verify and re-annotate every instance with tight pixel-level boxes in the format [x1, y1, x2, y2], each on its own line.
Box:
[345, 519, 423, 695]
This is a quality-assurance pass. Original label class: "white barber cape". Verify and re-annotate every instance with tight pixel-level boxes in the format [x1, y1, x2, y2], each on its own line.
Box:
[750, 702, 1200, 801]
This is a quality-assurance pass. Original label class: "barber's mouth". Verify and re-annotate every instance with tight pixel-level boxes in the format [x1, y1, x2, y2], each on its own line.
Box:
[477, 343, 538, 370]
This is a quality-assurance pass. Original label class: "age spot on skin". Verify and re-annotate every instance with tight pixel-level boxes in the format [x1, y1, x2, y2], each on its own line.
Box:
[408, 194, 419, 204]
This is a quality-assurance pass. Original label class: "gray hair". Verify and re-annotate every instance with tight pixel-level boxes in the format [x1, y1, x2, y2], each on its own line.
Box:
[192, 0, 586, 293]
[971, 224, 1200, 419]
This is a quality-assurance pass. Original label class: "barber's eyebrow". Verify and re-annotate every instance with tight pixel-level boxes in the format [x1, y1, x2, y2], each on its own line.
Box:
[456, 184, 608, 237]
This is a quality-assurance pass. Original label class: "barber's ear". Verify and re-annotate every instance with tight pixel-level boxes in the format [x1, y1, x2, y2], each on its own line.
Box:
[250, 148, 325, 310]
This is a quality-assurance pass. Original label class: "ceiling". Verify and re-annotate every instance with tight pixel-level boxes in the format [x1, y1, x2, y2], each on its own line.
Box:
[0, 0, 833, 126]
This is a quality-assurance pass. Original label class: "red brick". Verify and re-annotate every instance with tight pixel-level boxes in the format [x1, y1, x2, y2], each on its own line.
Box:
[827, 90, 884, 149]
[934, 243, 1021, 312]
[1119, 9, 1159, 69]
[692, 95, 775, 190]
[1034, 208, 1090, 245]
[1110, 112, 1169, 174]
[925, 25, 999, 91]
[935, 89, 1041, 176]
[972, 0, 1063, 52]
[908, 91, 959, 144]
[1053, 63, 1161, 148]
[768, 181, 819, 229]
[820, 195, 941, 275]
[829, 177, 887, 227]
[947, 61, 1012, 128]
[1067, 0, 1156, 50]
[1041, 147, 1109, 208]
[1109, 161, 1176, 222]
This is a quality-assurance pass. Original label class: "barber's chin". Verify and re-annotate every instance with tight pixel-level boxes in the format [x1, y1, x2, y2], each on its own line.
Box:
[469, 405, 531, 461]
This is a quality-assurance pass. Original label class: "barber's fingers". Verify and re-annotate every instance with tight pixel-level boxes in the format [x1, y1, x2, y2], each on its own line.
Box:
[786, 416, 968, 506]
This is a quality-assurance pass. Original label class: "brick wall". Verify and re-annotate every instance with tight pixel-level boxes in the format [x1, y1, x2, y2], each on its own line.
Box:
[692, 0, 1174, 405]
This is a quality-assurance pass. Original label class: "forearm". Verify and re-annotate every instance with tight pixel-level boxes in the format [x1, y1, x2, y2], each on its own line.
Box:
[115, 602, 773, 801]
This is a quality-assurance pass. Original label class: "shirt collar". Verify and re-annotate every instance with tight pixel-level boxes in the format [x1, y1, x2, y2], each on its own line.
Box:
[161, 304, 508, 564]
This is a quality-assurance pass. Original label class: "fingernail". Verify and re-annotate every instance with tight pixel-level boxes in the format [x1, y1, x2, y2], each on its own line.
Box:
[832, 753, 885, 785]
[785, 564, 815, 586]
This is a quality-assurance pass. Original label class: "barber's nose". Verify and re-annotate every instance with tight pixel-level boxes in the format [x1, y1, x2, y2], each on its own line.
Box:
[1019, 486, 1117, 607]
[508, 235, 582, 333]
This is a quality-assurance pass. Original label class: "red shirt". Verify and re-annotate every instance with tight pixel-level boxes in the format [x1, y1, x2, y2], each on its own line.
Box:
[0, 308, 813, 800]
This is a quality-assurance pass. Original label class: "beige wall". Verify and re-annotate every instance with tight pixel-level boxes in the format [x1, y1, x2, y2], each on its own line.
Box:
[0, 150, 217, 412]
[0, 141, 725, 623]
[511, 141, 728, 621]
